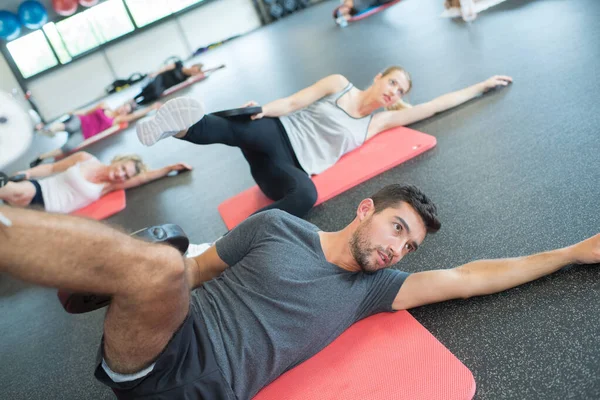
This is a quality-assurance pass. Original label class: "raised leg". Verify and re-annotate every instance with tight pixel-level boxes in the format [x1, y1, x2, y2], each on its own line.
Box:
[0, 208, 194, 373]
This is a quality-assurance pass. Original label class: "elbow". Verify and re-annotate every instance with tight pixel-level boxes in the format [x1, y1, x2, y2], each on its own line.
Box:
[453, 267, 474, 300]
[284, 98, 297, 114]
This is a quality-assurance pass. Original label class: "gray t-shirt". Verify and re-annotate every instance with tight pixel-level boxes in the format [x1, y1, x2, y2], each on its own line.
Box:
[191, 210, 409, 399]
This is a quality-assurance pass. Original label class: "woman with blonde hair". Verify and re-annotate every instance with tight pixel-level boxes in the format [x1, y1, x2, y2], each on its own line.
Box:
[0, 151, 191, 214]
[137, 66, 512, 218]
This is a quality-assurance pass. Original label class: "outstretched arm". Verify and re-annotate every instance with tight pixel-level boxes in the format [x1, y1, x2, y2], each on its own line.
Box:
[114, 103, 161, 124]
[17, 152, 93, 179]
[392, 233, 600, 310]
[148, 63, 177, 78]
[373, 75, 512, 132]
[243, 74, 349, 120]
[106, 162, 192, 192]
[72, 101, 108, 116]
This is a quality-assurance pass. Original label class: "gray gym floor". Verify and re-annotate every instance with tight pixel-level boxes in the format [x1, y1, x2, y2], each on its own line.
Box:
[1, 0, 599, 398]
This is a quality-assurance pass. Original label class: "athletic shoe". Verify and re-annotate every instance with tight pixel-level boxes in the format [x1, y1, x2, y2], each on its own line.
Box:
[136, 97, 204, 146]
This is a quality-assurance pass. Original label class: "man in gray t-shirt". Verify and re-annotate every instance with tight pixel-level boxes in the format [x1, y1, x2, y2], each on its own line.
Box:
[1, 184, 599, 400]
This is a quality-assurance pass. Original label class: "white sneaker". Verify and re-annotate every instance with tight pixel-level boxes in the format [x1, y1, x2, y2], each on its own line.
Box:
[186, 243, 212, 258]
[136, 97, 205, 146]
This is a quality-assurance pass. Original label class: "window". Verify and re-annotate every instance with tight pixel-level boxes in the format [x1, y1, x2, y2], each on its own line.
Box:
[5, 0, 205, 79]
[53, 0, 134, 57]
[170, 0, 204, 13]
[6, 31, 58, 79]
[125, 0, 203, 27]
[87, 0, 135, 42]
[43, 24, 72, 64]
[125, 0, 172, 27]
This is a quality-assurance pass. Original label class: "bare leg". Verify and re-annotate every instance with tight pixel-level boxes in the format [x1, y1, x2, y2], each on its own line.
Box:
[0, 181, 36, 207]
[37, 121, 66, 137]
[0, 207, 192, 373]
[37, 148, 65, 161]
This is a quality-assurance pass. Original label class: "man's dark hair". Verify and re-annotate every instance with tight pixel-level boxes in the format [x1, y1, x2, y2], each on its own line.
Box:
[370, 184, 441, 233]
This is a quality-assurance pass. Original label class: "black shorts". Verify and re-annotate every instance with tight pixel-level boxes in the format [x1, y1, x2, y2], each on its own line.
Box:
[94, 313, 236, 400]
[29, 180, 45, 208]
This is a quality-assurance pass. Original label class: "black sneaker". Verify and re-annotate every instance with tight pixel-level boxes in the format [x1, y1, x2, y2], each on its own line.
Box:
[29, 158, 43, 168]
[0, 172, 8, 188]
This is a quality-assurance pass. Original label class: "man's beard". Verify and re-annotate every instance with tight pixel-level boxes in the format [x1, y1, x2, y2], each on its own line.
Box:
[349, 217, 378, 273]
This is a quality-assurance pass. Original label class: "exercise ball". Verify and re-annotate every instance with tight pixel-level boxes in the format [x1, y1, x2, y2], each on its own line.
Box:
[0, 11, 21, 41]
[0, 91, 33, 170]
[52, 0, 78, 17]
[18, 1, 48, 30]
[79, 0, 99, 7]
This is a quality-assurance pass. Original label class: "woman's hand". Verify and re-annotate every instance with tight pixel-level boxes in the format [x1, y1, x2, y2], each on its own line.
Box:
[14, 171, 30, 180]
[169, 163, 193, 173]
[481, 75, 513, 92]
[241, 101, 265, 120]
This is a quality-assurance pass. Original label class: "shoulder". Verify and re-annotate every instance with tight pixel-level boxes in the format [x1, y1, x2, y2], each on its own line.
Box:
[72, 151, 95, 163]
[253, 209, 317, 233]
[320, 74, 350, 92]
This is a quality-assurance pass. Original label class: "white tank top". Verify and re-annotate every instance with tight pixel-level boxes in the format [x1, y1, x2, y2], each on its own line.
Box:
[279, 83, 372, 175]
[39, 160, 105, 213]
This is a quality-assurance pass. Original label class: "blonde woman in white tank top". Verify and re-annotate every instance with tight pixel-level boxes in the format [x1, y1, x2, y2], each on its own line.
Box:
[0, 151, 192, 214]
[135, 66, 512, 219]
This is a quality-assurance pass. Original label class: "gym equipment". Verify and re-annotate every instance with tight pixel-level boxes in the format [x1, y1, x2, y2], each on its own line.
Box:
[283, 0, 297, 12]
[52, 0, 78, 17]
[218, 126, 436, 229]
[334, 0, 402, 26]
[212, 106, 262, 120]
[0, 11, 21, 41]
[0, 91, 33, 170]
[105, 73, 147, 94]
[253, 311, 476, 400]
[18, 1, 48, 30]
[78, 0, 99, 7]
[270, 3, 284, 19]
[0, 172, 26, 188]
[160, 64, 226, 97]
[57, 223, 190, 314]
[191, 35, 241, 57]
[71, 189, 126, 220]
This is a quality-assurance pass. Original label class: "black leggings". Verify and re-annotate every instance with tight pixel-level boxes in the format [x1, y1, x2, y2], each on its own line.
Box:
[134, 81, 162, 105]
[181, 115, 317, 218]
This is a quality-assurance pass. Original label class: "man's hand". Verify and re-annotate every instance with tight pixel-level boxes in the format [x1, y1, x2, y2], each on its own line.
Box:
[567, 233, 600, 265]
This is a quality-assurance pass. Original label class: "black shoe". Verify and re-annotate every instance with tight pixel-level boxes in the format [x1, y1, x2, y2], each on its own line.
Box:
[57, 224, 190, 314]
[0, 172, 8, 188]
[30, 158, 43, 168]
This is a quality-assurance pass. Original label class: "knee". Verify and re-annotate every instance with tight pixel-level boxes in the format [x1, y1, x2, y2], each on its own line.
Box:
[291, 185, 318, 215]
[137, 245, 187, 295]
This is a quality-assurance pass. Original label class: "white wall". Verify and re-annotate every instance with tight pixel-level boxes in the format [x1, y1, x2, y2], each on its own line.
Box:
[3, 0, 262, 120]
[104, 22, 190, 78]
[0, 55, 21, 95]
[179, 0, 262, 50]
[27, 53, 115, 117]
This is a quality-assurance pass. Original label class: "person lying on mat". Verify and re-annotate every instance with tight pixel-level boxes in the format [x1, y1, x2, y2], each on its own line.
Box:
[0, 151, 191, 214]
[132, 61, 209, 106]
[334, 0, 396, 25]
[136, 66, 513, 219]
[31, 101, 162, 167]
[0, 185, 598, 399]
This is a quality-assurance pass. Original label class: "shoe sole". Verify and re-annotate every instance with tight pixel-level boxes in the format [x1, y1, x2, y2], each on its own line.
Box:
[137, 97, 205, 146]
